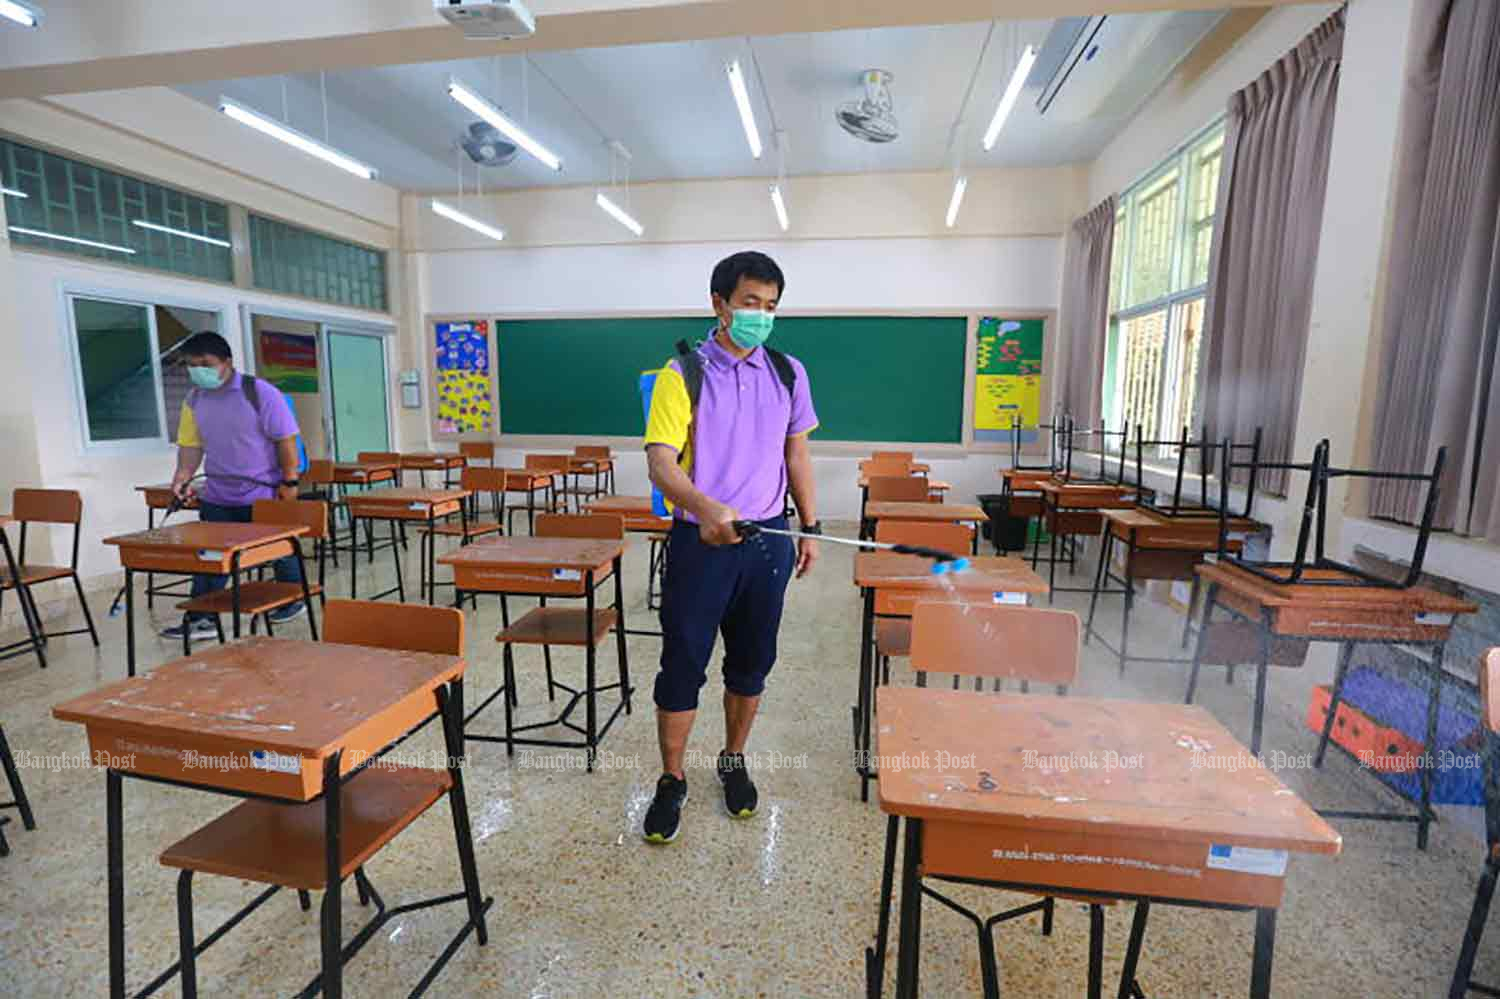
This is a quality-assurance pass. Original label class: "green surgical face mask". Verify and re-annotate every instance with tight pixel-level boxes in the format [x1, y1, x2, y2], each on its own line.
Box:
[727, 309, 775, 350]
[187, 365, 225, 390]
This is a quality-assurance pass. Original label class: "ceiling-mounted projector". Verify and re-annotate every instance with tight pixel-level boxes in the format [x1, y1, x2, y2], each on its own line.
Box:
[434, 0, 536, 40]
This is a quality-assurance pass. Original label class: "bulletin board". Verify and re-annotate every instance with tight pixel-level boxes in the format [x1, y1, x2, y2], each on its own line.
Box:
[973, 316, 1045, 444]
[432, 320, 495, 435]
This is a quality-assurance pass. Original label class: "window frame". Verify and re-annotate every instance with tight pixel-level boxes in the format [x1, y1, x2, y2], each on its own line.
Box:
[58, 282, 228, 456]
[1105, 117, 1225, 449]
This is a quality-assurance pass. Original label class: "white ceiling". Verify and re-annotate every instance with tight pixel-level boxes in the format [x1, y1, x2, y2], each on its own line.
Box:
[173, 17, 1217, 193]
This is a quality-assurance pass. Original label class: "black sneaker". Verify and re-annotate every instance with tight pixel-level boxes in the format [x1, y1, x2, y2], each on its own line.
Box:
[160, 619, 217, 643]
[717, 751, 758, 819]
[642, 774, 688, 844]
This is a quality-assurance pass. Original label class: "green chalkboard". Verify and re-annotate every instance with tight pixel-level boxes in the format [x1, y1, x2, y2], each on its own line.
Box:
[496, 315, 967, 443]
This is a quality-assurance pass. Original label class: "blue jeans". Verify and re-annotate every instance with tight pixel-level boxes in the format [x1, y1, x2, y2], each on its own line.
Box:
[187, 501, 303, 622]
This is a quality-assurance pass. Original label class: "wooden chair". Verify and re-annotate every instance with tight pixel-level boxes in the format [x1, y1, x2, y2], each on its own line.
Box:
[862, 475, 933, 538]
[176, 500, 324, 650]
[160, 599, 472, 995]
[1450, 648, 1500, 999]
[869, 522, 979, 688]
[872, 451, 915, 464]
[572, 445, 616, 496]
[0, 489, 99, 666]
[301, 459, 342, 569]
[420, 467, 506, 603]
[882, 603, 1134, 999]
[524, 454, 573, 513]
[526, 514, 625, 702]
[861, 458, 913, 478]
[459, 442, 497, 505]
[0, 721, 35, 854]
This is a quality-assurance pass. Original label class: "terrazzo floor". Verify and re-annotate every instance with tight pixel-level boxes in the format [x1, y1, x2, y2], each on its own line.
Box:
[0, 519, 1494, 997]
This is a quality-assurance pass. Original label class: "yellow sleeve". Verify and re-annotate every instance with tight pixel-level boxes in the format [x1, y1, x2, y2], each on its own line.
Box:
[644, 364, 691, 454]
[176, 401, 201, 447]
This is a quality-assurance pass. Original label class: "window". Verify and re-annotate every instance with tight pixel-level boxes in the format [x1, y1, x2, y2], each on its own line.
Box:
[67, 293, 221, 449]
[0, 136, 233, 282]
[249, 214, 388, 312]
[1104, 121, 1225, 450]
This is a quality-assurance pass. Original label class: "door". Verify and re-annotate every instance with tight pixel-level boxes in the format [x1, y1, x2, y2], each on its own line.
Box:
[325, 329, 391, 462]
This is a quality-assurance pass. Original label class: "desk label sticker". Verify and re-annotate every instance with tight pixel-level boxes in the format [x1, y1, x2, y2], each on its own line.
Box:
[553, 569, 582, 582]
[250, 750, 302, 775]
[1415, 612, 1454, 627]
[1206, 845, 1288, 877]
[993, 592, 1026, 605]
[409, 502, 428, 511]
[197, 549, 224, 562]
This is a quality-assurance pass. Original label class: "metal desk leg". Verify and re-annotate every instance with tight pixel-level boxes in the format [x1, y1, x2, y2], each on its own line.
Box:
[319, 752, 344, 999]
[124, 569, 136, 678]
[585, 571, 598, 772]
[1250, 907, 1276, 999]
[894, 817, 924, 999]
[230, 552, 243, 640]
[866, 813, 900, 999]
[1184, 584, 1219, 705]
[1419, 645, 1446, 850]
[108, 768, 126, 999]
[348, 514, 358, 599]
[856, 586, 875, 801]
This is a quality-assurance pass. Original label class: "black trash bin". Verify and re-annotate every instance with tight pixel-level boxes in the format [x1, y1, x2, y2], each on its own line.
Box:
[977, 493, 1029, 553]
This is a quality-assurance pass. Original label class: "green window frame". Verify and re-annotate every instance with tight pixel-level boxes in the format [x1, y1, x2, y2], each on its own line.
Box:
[0, 135, 233, 282]
[249, 214, 388, 313]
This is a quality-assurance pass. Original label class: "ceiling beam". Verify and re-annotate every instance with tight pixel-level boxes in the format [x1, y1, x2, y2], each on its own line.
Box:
[0, 0, 1324, 100]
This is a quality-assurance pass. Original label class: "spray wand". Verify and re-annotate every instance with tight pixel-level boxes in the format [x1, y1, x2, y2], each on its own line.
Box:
[733, 521, 971, 574]
[106, 472, 284, 617]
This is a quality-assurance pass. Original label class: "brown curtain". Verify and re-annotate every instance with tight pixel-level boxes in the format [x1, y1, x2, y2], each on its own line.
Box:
[1369, 0, 1500, 540]
[1058, 196, 1116, 428]
[1199, 11, 1344, 493]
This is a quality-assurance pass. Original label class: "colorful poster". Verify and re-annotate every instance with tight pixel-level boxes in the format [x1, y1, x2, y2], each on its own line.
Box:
[434, 320, 493, 434]
[973, 317, 1044, 443]
[258, 331, 319, 393]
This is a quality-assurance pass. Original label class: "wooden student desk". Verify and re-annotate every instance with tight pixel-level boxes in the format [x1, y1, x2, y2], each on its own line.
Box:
[398, 451, 466, 488]
[439, 537, 632, 770]
[585, 495, 672, 615]
[864, 501, 987, 556]
[1084, 508, 1260, 674]
[133, 484, 200, 610]
[327, 460, 402, 558]
[563, 455, 615, 510]
[999, 468, 1052, 518]
[868, 686, 1341, 999]
[105, 523, 311, 677]
[1186, 560, 1476, 849]
[344, 488, 469, 605]
[52, 637, 492, 999]
[1031, 479, 1140, 600]
[850, 552, 1047, 802]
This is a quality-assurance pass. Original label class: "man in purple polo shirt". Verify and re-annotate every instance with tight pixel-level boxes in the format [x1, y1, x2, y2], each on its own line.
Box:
[161, 331, 304, 643]
[640, 250, 820, 844]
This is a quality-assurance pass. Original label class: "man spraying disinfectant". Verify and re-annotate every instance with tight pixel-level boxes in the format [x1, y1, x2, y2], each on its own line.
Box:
[161, 331, 306, 644]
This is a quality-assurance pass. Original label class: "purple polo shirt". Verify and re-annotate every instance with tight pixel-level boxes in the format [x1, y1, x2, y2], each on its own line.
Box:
[176, 372, 299, 507]
[644, 333, 818, 522]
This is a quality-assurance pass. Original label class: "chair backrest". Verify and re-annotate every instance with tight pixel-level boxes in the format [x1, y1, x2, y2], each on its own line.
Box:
[525, 454, 571, 472]
[13, 488, 82, 525]
[867, 475, 931, 503]
[304, 459, 335, 486]
[574, 445, 611, 459]
[535, 512, 625, 540]
[910, 602, 1079, 686]
[1483, 648, 1499, 736]
[875, 520, 972, 556]
[252, 499, 329, 540]
[357, 451, 401, 464]
[322, 599, 465, 656]
[872, 451, 915, 463]
[861, 458, 913, 478]
[459, 441, 495, 462]
[462, 465, 508, 494]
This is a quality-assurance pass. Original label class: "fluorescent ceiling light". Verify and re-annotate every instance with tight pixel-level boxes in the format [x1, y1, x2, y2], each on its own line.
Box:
[447, 78, 562, 172]
[595, 192, 643, 237]
[131, 220, 231, 248]
[945, 175, 968, 229]
[432, 199, 505, 243]
[0, 1, 40, 28]
[770, 184, 789, 232]
[726, 61, 762, 160]
[982, 45, 1038, 151]
[0, 185, 26, 199]
[218, 97, 377, 180]
[9, 226, 135, 255]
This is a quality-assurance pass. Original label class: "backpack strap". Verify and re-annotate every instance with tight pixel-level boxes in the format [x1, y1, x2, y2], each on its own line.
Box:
[764, 346, 797, 396]
[240, 373, 262, 415]
[674, 339, 704, 409]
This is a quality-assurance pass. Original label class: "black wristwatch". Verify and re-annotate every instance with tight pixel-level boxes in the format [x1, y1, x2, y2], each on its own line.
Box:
[800, 521, 823, 536]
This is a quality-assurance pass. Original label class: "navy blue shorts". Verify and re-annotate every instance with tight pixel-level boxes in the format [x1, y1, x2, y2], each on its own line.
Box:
[654, 515, 796, 712]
